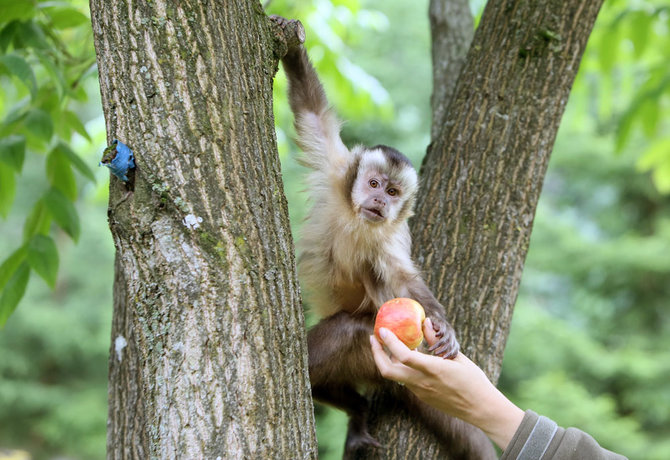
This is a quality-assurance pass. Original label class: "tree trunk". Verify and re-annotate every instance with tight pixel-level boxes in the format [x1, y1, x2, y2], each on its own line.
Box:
[364, 0, 604, 458]
[90, 1, 317, 458]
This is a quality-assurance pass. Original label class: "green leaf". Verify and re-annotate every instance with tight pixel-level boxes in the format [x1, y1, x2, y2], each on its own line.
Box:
[637, 138, 670, 172]
[54, 141, 95, 182]
[0, 162, 16, 218]
[0, 245, 26, 290]
[43, 187, 80, 241]
[0, 21, 21, 53]
[0, 262, 30, 326]
[47, 146, 78, 200]
[24, 108, 54, 141]
[35, 50, 67, 99]
[639, 98, 660, 138]
[23, 199, 51, 242]
[0, 134, 26, 172]
[0, 0, 36, 22]
[46, 7, 89, 30]
[14, 21, 50, 51]
[615, 110, 634, 152]
[27, 234, 58, 288]
[63, 110, 92, 141]
[652, 161, 670, 194]
[0, 53, 38, 100]
[598, 26, 619, 73]
[629, 11, 651, 58]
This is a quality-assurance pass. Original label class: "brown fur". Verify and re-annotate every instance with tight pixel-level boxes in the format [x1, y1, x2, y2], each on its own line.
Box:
[273, 15, 495, 459]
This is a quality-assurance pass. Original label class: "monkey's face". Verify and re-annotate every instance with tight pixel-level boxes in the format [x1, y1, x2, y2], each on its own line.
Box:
[349, 147, 419, 225]
[352, 168, 409, 224]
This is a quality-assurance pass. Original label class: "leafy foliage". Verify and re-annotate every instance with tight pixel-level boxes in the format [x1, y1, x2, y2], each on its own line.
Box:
[570, 0, 670, 191]
[0, 0, 97, 325]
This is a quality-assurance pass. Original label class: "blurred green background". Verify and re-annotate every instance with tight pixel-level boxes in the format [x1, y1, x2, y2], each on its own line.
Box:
[1, 0, 668, 459]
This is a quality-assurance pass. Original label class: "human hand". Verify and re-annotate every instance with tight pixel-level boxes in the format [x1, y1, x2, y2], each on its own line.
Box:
[369, 319, 524, 450]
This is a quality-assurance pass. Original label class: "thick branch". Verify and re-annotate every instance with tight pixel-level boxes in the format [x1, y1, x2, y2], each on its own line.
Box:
[416, 0, 603, 381]
[429, 0, 474, 139]
[365, 0, 604, 458]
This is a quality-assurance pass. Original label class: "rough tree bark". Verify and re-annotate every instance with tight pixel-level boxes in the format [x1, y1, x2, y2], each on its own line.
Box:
[363, 0, 604, 458]
[90, 1, 316, 458]
[429, 0, 473, 140]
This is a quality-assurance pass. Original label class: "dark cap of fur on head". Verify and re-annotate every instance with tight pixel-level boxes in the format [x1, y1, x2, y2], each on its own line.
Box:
[369, 144, 413, 169]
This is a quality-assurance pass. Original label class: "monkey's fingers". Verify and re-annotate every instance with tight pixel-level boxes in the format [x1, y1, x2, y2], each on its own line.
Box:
[429, 340, 459, 359]
[428, 333, 460, 360]
[269, 15, 305, 48]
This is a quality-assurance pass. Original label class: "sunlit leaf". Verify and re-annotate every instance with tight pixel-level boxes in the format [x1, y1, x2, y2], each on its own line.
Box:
[0, 162, 16, 218]
[0, 261, 30, 327]
[639, 98, 660, 138]
[637, 138, 670, 172]
[0, 134, 26, 172]
[598, 26, 619, 73]
[652, 162, 670, 193]
[0, 53, 38, 100]
[46, 8, 90, 30]
[0, 0, 36, 22]
[629, 11, 651, 58]
[43, 187, 80, 242]
[47, 146, 78, 200]
[27, 234, 59, 288]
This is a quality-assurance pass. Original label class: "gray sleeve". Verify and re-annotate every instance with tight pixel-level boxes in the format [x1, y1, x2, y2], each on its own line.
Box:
[500, 410, 628, 460]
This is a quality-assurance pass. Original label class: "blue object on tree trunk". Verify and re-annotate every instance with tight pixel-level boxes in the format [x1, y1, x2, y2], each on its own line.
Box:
[100, 139, 135, 182]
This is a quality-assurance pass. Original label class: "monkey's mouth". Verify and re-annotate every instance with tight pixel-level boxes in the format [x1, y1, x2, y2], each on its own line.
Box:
[361, 207, 386, 222]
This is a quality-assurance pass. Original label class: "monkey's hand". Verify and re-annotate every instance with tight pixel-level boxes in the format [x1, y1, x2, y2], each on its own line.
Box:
[427, 318, 460, 359]
[269, 15, 305, 56]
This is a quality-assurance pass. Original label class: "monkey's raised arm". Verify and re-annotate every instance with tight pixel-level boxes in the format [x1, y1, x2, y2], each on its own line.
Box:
[273, 16, 350, 174]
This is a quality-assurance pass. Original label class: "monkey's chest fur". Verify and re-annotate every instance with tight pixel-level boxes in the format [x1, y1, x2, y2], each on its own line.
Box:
[299, 214, 416, 317]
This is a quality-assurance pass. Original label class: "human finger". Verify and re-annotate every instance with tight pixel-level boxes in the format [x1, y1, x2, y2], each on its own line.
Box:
[370, 334, 407, 381]
[377, 328, 434, 373]
[370, 334, 424, 384]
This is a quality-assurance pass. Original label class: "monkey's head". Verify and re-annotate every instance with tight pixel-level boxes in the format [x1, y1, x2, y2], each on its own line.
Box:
[347, 145, 418, 225]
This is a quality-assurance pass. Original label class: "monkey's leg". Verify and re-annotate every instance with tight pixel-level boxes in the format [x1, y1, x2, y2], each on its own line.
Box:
[307, 312, 382, 456]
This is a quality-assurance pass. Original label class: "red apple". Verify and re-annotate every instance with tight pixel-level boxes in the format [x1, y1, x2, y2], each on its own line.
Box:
[374, 298, 426, 349]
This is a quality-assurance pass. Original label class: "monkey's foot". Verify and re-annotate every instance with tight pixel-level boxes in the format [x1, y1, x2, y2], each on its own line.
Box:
[343, 430, 382, 460]
[428, 319, 460, 359]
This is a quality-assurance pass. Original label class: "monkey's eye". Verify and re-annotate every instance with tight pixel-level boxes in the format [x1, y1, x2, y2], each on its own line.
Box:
[387, 188, 398, 197]
[369, 179, 380, 188]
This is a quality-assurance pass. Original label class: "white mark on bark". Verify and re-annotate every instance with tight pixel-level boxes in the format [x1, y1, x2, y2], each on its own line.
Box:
[173, 341, 185, 353]
[115, 335, 128, 362]
[183, 214, 203, 229]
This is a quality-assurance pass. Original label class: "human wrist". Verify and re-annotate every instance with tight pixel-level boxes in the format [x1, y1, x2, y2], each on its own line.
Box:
[471, 387, 525, 450]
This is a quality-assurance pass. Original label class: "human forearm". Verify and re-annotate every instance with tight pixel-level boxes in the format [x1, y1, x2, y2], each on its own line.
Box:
[370, 324, 523, 450]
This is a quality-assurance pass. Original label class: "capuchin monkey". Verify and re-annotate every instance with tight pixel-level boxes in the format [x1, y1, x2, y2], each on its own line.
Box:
[272, 16, 496, 460]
